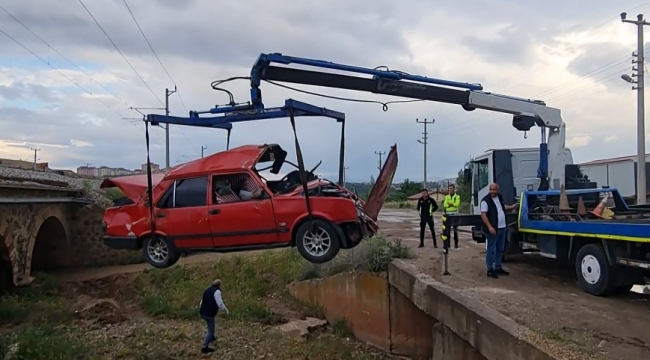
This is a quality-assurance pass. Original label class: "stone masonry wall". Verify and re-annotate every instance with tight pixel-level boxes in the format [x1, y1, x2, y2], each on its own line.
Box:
[69, 204, 144, 267]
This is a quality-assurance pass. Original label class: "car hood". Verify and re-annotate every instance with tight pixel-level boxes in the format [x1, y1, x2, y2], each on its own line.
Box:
[100, 173, 165, 202]
[363, 144, 398, 221]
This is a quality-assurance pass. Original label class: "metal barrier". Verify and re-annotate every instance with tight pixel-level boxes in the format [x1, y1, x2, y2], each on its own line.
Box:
[440, 214, 451, 276]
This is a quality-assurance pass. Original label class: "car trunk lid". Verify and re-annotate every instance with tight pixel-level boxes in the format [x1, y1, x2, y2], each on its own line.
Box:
[363, 144, 398, 221]
[100, 173, 165, 202]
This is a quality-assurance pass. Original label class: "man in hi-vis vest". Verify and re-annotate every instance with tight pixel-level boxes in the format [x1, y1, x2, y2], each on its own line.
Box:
[443, 184, 461, 249]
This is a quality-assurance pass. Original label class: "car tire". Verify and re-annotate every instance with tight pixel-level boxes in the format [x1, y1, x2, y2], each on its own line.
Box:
[142, 235, 180, 269]
[295, 219, 341, 264]
[575, 243, 614, 296]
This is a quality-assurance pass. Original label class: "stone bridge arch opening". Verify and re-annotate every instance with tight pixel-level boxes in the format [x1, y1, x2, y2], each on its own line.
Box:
[0, 234, 12, 293]
[31, 216, 71, 273]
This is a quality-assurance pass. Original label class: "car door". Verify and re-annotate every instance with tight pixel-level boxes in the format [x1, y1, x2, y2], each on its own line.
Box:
[207, 173, 280, 248]
[154, 176, 212, 249]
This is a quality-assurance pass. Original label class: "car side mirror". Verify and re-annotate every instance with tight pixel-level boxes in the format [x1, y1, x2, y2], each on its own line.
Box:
[463, 168, 472, 184]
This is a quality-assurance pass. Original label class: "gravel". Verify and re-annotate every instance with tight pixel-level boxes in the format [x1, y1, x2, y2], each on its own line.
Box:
[0, 166, 112, 207]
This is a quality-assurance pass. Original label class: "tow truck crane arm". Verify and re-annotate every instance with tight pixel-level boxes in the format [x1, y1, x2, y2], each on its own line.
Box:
[249, 53, 567, 190]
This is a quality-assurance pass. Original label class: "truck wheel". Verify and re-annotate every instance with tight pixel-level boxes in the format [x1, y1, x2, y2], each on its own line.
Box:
[295, 219, 341, 264]
[142, 235, 180, 269]
[575, 244, 614, 296]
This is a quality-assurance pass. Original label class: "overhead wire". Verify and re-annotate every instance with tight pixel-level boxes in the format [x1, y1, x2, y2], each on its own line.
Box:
[0, 27, 134, 125]
[423, 1, 650, 123]
[0, 4, 132, 109]
[77, 0, 164, 106]
[120, 0, 202, 146]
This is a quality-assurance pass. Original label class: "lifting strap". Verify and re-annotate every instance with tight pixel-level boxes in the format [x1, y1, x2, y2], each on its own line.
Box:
[144, 120, 156, 236]
[288, 107, 314, 229]
[338, 119, 345, 186]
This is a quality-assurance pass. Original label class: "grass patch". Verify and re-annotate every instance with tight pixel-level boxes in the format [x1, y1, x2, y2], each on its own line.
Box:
[0, 325, 91, 360]
[135, 250, 307, 322]
[332, 318, 354, 338]
[0, 274, 71, 326]
[299, 235, 414, 280]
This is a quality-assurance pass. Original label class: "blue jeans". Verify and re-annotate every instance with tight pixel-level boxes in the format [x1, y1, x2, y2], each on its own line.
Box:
[201, 315, 215, 348]
[485, 228, 506, 271]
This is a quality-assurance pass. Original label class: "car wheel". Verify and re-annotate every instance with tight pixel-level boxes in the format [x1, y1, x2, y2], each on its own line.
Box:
[295, 219, 341, 264]
[142, 235, 180, 269]
[575, 243, 614, 296]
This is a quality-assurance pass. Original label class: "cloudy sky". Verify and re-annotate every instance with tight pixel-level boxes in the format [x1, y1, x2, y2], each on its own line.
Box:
[0, 0, 648, 182]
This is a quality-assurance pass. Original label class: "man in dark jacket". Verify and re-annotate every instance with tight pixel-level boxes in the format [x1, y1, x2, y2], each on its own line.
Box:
[480, 183, 518, 278]
[199, 279, 229, 353]
[416, 189, 439, 248]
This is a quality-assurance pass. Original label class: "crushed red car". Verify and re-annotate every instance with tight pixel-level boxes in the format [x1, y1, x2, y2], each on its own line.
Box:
[100, 143, 398, 268]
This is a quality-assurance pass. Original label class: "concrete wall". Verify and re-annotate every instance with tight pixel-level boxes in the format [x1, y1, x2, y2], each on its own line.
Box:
[288, 262, 560, 360]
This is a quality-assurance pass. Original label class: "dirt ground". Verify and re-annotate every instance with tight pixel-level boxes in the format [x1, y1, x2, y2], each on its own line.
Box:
[377, 209, 650, 360]
[46, 208, 650, 359]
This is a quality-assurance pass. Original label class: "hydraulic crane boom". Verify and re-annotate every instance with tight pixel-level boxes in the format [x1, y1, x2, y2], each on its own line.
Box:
[249, 53, 567, 190]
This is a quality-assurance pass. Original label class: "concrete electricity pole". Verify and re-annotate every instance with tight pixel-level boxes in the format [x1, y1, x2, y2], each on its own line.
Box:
[374, 151, 386, 172]
[30, 148, 41, 164]
[165, 87, 178, 170]
[621, 12, 649, 204]
[343, 166, 349, 183]
[416, 118, 435, 190]
[201, 145, 207, 158]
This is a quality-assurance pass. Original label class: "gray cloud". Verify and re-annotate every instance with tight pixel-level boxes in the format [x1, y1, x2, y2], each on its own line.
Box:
[0, 0, 647, 182]
[0, 82, 59, 103]
[566, 42, 634, 79]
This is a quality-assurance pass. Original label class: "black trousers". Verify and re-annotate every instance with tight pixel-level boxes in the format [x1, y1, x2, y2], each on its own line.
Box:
[451, 225, 459, 246]
[419, 218, 437, 246]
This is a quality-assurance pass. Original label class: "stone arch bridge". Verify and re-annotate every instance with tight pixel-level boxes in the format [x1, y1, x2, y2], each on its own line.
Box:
[0, 183, 134, 290]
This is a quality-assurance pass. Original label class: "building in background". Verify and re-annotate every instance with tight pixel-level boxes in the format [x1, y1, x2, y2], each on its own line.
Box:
[76, 165, 143, 177]
[141, 163, 160, 171]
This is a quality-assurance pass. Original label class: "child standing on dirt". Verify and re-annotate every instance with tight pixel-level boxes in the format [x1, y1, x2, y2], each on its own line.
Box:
[199, 279, 229, 354]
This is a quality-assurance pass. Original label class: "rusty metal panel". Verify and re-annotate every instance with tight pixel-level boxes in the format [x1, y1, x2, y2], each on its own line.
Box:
[364, 144, 398, 221]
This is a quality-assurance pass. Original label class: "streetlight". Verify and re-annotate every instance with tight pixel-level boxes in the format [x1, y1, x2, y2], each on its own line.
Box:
[621, 12, 649, 204]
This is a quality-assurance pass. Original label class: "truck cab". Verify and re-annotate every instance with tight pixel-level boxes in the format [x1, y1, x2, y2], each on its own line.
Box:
[469, 147, 576, 215]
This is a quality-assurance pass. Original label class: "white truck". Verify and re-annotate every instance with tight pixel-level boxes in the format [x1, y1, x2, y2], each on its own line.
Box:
[464, 147, 597, 242]
[468, 147, 579, 215]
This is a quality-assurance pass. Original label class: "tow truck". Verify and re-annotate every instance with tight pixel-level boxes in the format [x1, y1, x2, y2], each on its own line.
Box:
[145, 53, 650, 295]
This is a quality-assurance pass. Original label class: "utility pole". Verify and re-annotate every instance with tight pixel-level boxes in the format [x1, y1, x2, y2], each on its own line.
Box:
[416, 118, 435, 190]
[201, 145, 207, 158]
[84, 162, 91, 167]
[165, 87, 178, 170]
[30, 148, 41, 164]
[374, 151, 386, 172]
[621, 12, 649, 204]
[130, 85, 177, 170]
[343, 166, 349, 184]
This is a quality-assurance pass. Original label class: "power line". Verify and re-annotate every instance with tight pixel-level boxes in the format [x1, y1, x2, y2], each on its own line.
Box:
[0, 27, 137, 125]
[120, 0, 207, 148]
[120, 0, 187, 113]
[77, 0, 164, 106]
[427, 2, 650, 121]
[0, 4, 132, 109]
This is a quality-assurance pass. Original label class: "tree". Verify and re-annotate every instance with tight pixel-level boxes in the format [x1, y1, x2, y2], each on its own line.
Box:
[455, 158, 474, 207]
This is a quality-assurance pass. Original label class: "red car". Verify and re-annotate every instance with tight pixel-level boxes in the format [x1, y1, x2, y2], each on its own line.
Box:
[101, 143, 397, 268]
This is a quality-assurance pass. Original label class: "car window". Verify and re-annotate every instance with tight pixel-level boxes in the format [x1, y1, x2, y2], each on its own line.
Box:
[212, 173, 267, 204]
[157, 176, 208, 208]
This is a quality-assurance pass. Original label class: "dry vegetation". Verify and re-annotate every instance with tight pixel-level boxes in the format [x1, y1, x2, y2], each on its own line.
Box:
[0, 237, 411, 360]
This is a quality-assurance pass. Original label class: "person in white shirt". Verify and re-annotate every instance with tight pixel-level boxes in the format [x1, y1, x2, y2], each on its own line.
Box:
[199, 279, 229, 354]
[480, 183, 518, 279]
